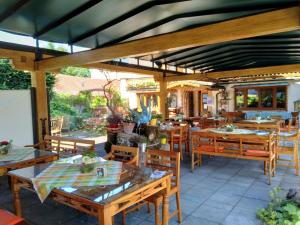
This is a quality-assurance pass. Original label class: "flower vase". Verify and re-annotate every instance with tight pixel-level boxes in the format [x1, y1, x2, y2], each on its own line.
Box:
[138, 143, 147, 167]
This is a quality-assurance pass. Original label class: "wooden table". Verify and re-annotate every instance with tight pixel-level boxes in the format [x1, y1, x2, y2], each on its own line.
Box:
[8, 163, 171, 225]
[0, 149, 58, 176]
[160, 126, 181, 151]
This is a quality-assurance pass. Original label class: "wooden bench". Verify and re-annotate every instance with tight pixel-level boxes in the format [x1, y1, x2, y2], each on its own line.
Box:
[191, 131, 277, 184]
[29, 135, 96, 158]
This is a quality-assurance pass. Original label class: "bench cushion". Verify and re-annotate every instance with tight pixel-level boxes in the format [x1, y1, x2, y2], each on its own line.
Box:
[196, 145, 224, 153]
[0, 209, 24, 225]
[244, 150, 269, 157]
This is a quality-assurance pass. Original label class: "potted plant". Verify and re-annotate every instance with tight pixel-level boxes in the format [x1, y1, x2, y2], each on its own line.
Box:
[0, 140, 12, 155]
[150, 114, 162, 126]
[224, 124, 235, 132]
[80, 150, 97, 173]
[106, 114, 122, 129]
[255, 112, 261, 121]
[160, 134, 168, 145]
[123, 114, 135, 134]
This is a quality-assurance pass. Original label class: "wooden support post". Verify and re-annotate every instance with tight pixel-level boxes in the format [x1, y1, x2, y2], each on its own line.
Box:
[159, 77, 167, 120]
[31, 71, 49, 142]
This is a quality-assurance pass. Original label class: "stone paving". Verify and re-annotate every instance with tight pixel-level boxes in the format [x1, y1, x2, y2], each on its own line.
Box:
[1, 150, 299, 225]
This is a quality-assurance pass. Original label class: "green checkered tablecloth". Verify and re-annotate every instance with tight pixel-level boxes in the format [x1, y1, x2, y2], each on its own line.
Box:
[0, 147, 35, 162]
[32, 160, 123, 202]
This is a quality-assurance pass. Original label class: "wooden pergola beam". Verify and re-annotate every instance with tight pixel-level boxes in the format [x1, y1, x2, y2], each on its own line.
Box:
[84, 62, 161, 78]
[206, 63, 300, 79]
[164, 64, 300, 81]
[37, 6, 300, 70]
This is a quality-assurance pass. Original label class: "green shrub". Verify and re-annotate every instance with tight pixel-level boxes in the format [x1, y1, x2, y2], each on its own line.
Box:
[257, 187, 300, 225]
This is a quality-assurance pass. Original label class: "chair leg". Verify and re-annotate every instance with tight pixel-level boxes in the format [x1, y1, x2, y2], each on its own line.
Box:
[121, 210, 126, 225]
[176, 192, 182, 223]
[191, 152, 194, 172]
[154, 200, 160, 225]
[179, 141, 183, 160]
[294, 145, 299, 176]
[268, 160, 272, 185]
[147, 202, 151, 213]
[264, 161, 267, 175]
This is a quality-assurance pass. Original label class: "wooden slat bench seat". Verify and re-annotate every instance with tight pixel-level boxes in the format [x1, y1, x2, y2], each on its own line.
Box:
[191, 131, 277, 184]
[27, 135, 96, 158]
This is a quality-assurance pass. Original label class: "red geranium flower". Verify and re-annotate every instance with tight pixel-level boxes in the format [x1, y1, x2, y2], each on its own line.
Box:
[1, 141, 9, 145]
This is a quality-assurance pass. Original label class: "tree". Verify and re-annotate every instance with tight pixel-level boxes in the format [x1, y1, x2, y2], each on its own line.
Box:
[44, 42, 91, 78]
[0, 59, 55, 95]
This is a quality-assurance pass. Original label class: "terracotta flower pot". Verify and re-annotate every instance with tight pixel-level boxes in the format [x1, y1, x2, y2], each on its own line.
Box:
[123, 122, 135, 134]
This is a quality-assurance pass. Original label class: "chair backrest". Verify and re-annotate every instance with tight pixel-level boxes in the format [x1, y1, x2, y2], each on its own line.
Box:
[109, 145, 139, 166]
[42, 135, 95, 156]
[146, 150, 180, 187]
[51, 116, 64, 135]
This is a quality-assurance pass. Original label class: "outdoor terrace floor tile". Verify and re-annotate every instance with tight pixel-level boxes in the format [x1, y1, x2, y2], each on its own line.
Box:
[1, 152, 298, 225]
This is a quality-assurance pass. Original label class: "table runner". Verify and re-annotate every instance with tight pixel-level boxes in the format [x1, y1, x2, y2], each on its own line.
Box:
[32, 160, 122, 202]
[0, 147, 35, 162]
[209, 128, 255, 135]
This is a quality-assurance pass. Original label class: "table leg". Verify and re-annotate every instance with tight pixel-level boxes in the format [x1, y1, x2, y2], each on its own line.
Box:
[162, 177, 170, 225]
[99, 206, 112, 225]
[170, 131, 174, 152]
[12, 177, 22, 216]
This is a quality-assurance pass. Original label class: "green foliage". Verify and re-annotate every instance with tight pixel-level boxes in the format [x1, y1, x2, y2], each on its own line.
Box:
[90, 95, 106, 109]
[60, 66, 91, 78]
[108, 89, 128, 109]
[0, 59, 55, 95]
[44, 42, 90, 78]
[257, 187, 300, 225]
[50, 93, 77, 117]
[127, 79, 158, 89]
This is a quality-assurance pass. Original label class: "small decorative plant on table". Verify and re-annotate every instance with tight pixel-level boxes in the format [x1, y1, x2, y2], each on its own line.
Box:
[80, 150, 98, 173]
[0, 140, 12, 155]
[224, 124, 235, 132]
[160, 134, 168, 145]
[255, 112, 262, 121]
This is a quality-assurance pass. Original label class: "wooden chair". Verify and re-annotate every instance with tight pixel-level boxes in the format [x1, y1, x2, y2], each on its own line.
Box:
[191, 131, 277, 184]
[170, 124, 189, 159]
[145, 150, 182, 225]
[27, 135, 95, 158]
[50, 116, 64, 136]
[104, 145, 139, 166]
[277, 129, 299, 175]
[0, 209, 29, 225]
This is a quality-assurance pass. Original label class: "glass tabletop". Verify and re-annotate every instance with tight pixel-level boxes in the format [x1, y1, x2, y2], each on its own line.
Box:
[8, 163, 167, 205]
[0, 149, 57, 167]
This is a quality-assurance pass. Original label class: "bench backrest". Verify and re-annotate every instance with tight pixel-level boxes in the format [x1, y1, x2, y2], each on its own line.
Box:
[191, 131, 276, 157]
[42, 135, 95, 157]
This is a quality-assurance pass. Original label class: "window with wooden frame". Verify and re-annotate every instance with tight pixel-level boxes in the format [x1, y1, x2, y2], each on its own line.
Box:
[234, 86, 287, 110]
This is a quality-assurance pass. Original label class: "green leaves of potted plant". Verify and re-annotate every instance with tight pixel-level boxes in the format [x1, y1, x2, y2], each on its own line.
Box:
[150, 114, 162, 126]
[0, 140, 12, 155]
[123, 114, 135, 134]
[80, 150, 97, 173]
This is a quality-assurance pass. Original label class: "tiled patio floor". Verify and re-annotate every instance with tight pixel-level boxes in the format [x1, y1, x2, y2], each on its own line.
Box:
[1, 151, 299, 225]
